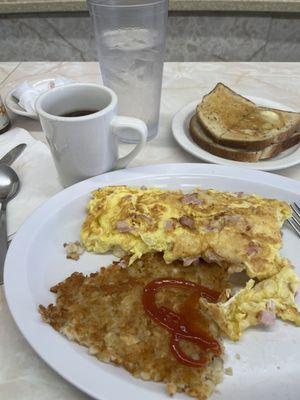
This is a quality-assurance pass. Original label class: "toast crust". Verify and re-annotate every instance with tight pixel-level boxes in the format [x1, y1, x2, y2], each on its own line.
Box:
[189, 115, 300, 162]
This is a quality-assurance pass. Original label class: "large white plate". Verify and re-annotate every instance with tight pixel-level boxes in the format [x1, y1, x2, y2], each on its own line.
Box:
[4, 164, 300, 400]
[172, 97, 300, 171]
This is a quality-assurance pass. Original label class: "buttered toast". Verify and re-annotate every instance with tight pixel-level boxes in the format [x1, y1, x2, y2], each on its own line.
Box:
[196, 83, 300, 151]
[190, 114, 300, 162]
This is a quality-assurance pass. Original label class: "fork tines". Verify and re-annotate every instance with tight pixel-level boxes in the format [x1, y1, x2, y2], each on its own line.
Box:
[289, 202, 300, 237]
[291, 203, 300, 219]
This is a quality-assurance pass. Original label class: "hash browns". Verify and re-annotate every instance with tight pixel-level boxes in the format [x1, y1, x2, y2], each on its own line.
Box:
[40, 254, 228, 400]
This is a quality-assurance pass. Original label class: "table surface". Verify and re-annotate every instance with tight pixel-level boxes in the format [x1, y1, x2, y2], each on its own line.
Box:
[1, 0, 300, 14]
[0, 61, 300, 400]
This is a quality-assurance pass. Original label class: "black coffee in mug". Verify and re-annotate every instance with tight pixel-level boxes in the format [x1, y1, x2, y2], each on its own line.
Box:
[35, 83, 147, 187]
[61, 110, 99, 117]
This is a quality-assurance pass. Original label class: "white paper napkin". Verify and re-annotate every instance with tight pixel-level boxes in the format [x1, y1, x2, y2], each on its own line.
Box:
[0, 128, 63, 239]
[11, 77, 73, 114]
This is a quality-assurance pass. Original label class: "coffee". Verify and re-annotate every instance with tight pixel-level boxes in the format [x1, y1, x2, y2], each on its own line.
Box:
[35, 83, 147, 187]
[61, 110, 99, 117]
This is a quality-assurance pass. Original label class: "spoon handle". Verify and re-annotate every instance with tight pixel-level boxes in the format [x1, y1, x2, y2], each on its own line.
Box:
[0, 143, 26, 166]
[0, 201, 8, 285]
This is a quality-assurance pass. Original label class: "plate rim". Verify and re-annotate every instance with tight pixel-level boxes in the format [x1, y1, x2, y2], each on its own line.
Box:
[4, 78, 70, 120]
[172, 96, 300, 171]
[4, 163, 300, 400]
[4, 88, 38, 119]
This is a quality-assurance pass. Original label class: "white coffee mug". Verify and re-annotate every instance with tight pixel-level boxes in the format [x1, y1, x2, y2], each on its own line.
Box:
[35, 83, 147, 187]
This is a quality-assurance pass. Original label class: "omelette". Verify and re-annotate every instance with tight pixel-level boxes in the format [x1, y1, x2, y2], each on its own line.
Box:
[81, 185, 291, 280]
[200, 262, 300, 340]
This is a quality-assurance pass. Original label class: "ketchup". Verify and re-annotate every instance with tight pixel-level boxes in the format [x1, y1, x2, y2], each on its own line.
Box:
[142, 278, 221, 367]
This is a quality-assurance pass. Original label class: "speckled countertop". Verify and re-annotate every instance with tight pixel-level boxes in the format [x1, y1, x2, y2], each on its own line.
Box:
[1, 0, 300, 14]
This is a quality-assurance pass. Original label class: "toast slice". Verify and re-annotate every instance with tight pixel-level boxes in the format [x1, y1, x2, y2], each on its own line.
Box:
[197, 83, 300, 151]
[189, 114, 300, 162]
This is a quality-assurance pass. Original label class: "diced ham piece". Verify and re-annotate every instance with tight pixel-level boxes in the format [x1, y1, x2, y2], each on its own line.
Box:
[259, 310, 276, 326]
[116, 220, 133, 232]
[206, 215, 242, 231]
[121, 195, 132, 201]
[179, 216, 195, 229]
[164, 219, 174, 232]
[181, 193, 204, 205]
[247, 244, 260, 256]
[205, 225, 216, 231]
[183, 257, 199, 266]
[205, 250, 222, 264]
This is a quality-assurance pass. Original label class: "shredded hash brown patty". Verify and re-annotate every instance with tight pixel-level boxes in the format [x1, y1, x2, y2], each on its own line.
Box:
[39, 254, 228, 400]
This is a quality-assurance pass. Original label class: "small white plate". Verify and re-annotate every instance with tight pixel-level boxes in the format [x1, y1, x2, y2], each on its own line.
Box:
[4, 78, 71, 120]
[4, 163, 300, 400]
[172, 97, 300, 171]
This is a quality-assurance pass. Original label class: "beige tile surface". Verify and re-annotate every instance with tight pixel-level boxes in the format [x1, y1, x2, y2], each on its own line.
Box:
[1, 61, 300, 400]
[0, 63, 19, 88]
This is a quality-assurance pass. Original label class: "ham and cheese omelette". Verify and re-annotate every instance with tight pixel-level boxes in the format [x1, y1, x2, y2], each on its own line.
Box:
[81, 185, 291, 280]
[40, 185, 300, 400]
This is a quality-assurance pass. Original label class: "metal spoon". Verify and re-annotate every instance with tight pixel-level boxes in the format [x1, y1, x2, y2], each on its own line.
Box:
[0, 143, 26, 166]
[0, 165, 20, 284]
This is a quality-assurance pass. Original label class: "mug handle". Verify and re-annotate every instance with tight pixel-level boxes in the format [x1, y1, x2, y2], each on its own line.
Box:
[111, 116, 147, 169]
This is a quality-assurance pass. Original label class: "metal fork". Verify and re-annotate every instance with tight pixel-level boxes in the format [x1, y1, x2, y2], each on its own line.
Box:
[288, 202, 300, 237]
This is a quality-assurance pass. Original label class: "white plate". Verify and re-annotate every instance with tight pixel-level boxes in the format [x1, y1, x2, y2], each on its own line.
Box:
[4, 78, 72, 120]
[172, 97, 300, 171]
[4, 164, 300, 400]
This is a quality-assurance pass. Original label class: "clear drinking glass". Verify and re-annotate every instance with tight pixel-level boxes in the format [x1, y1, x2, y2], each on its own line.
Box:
[87, 0, 168, 143]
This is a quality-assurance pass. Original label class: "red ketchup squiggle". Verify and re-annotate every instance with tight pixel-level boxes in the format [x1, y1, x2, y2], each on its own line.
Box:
[142, 278, 221, 367]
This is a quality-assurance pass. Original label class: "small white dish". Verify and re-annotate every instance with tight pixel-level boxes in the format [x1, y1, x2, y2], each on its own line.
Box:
[5, 86, 38, 119]
[172, 97, 300, 171]
[4, 78, 71, 120]
[4, 163, 300, 400]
